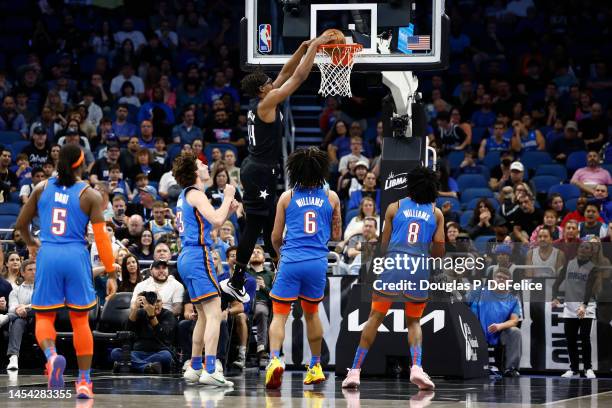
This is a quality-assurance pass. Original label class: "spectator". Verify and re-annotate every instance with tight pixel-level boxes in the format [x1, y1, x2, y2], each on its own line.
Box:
[172, 108, 202, 145]
[112, 104, 139, 144]
[129, 230, 155, 262]
[478, 121, 510, 160]
[579, 103, 607, 152]
[155, 19, 179, 48]
[111, 291, 176, 374]
[486, 244, 517, 278]
[525, 227, 565, 278]
[570, 151, 612, 195]
[128, 148, 164, 183]
[466, 268, 523, 377]
[191, 139, 207, 164]
[148, 201, 175, 242]
[206, 168, 243, 211]
[529, 209, 563, 243]
[508, 193, 543, 241]
[579, 203, 607, 238]
[437, 164, 459, 198]
[489, 150, 514, 191]
[325, 120, 349, 165]
[547, 193, 568, 224]
[338, 160, 368, 200]
[108, 164, 132, 198]
[0, 95, 28, 138]
[0, 273, 12, 328]
[118, 254, 142, 293]
[224, 149, 241, 189]
[549, 121, 585, 163]
[344, 197, 379, 241]
[110, 195, 129, 230]
[219, 221, 236, 247]
[90, 141, 122, 184]
[339, 136, 369, 176]
[435, 110, 470, 153]
[19, 167, 45, 204]
[114, 18, 147, 51]
[204, 110, 245, 151]
[158, 168, 180, 203]
[21, 126, 50, 168]
[131, 259, 184, 316]
[5, 260, 35, 370]
[467, 198, 507, 239]
[0, 148, 18, 201]
[138, 87, 175, 125]
[58, 127, 95, 167]
[552, 241, 597, 379]
[554, 219, 581, 261]
[592, 184, 612, 223]
[348, 172, 380, 212]
[116, 214, 145, 247]
[344, 216, 378, 267]
[471, 94, 496, 128]
[499, 186, 520, 219]
[79, 88, 103, 128]
[12, 153, 32, 185]
[3, 252, 22, 288]
[246, 245, 274, 367]
[203, 71, 239, 112]
[511, 114, 545, 154]
[110, 64, 145, 99]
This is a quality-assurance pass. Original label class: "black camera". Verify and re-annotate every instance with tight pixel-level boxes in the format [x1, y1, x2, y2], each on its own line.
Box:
[143, 291, 158, 305]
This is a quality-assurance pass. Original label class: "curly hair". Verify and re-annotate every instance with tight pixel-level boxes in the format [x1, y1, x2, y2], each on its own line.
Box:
[241, 71, 269, 97]
[172, 152, 198, 188]
[286, 147, 329, 189]
[406, 166, 439, 204]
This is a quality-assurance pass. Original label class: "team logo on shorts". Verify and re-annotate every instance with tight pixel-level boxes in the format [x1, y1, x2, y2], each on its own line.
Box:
[259, 24, 272, 53]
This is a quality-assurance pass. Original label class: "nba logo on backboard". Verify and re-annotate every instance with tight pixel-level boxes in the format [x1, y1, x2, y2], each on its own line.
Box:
[258, 24, 271, 53]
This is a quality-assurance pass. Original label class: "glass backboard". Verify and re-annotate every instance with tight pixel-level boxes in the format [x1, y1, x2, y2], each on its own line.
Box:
[241, 0, 449, 72]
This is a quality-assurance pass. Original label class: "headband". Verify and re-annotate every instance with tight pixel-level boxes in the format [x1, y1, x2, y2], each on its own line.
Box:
[72, 150, 85, 169]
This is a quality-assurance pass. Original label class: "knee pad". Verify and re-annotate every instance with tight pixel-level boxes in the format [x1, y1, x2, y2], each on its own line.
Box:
[300, 300, 319, 314]
[272, 301, 291, 315]
[404, 302, 427, 318]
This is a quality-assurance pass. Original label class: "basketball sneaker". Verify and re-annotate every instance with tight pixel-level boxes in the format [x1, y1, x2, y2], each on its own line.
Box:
[199, 370, 234, 387]
[342, 368, 361, 388]
[46, 354, 66, 389]
[184, 364, 202, 383]
[585, 369, 596, 379]
[561, 370, 579, 378]
[304, 363, 326, 385]
[75, 379, 94, 399]
[410, 365, 435, 390]
[219, 278, 250, 302]
[265, 357, 285, 389]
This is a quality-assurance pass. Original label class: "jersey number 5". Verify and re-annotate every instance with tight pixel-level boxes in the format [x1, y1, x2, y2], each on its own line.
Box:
[407, 222, 420, 244]
[304, 211, 317, 234]
[51, 208, 67, 236]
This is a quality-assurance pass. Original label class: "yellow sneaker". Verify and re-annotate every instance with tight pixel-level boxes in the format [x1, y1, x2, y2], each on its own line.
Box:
[265, 357, 285, 389]
[303, 363, 326, 385]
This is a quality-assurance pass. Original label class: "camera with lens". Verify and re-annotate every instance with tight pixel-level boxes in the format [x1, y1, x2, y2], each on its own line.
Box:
[391, 114, 410, 137]
[143, 291, 158, 305]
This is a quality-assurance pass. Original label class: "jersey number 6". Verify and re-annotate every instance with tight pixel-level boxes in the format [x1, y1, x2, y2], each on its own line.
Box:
[304, 211, 317, 234]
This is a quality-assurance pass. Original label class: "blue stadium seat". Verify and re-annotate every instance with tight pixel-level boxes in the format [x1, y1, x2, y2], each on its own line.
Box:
[473, 235, 495, 252]
[0, 215, 17, 229]
[457, 174, 489, 191]
[167, 144, 182, 163]
[344, 208, 359, 228]
[436, 197, 461, 212]
[9, 191, 20, 203]
[0, 203, 21, 216]
[565, 198, 578, 212]
[9, 140, 29, 158]
[548, 184, 581, 201]
[602, 163, 612, 177]
[461, 188, 494, 204]
[471, 127, 488, 147]
[446, 150, 464, 169]
[204, 144, 239, 165]
[0, 131, 22, 144]
[520, 151, 553, 171]
[460, 211, 473, 229]
[535, 164, 567, 180]
[482, 151, 501, 170]
[532, 175, 563, 194]
[466, 197, 500, 211]
[457, 165, 490, 180]
[566, 151, 587, 173]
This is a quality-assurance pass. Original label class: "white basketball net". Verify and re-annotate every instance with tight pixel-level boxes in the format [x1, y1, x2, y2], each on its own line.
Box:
[315, 44, 362, 97]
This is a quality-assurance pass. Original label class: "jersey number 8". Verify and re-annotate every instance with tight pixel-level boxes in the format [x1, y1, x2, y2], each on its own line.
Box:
[304, 211, 317, 234]
[407, 222, 420, 244]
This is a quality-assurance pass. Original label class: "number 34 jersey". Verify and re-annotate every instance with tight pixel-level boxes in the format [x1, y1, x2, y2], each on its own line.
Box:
[281, 188, 333, 263]
[389, 198, 437, 256]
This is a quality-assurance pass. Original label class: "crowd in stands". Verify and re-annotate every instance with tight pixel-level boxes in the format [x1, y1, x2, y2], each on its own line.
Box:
[0, 0, 611, 377]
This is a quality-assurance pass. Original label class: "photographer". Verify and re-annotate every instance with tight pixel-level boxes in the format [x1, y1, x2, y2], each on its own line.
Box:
[111, 291, 177, 374]
[132, 259, 184, 316]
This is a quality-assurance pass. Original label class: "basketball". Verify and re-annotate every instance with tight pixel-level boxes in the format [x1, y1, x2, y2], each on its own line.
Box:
[322, 28, 346, 46]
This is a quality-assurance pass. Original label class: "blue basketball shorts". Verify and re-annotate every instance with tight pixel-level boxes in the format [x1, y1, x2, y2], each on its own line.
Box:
[270, 257, 328, 303]
[178, 245, 220, 303]
[32, 243, 96, 311]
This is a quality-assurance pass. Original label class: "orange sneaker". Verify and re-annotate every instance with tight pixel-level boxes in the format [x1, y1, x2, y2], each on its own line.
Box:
[76, 379, 94, 399]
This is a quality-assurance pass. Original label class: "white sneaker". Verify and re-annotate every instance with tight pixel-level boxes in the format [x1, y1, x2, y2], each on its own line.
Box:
[6, 355, 18, 370]
[561, 370, 579, 378]
[215, 359, 224, 374]
[585, 369, 596, 379]
[184, 365, 203, 383]
[0, 314, 9, 328]
[182, 360, 191, 372]
[199, 370, 234, 387]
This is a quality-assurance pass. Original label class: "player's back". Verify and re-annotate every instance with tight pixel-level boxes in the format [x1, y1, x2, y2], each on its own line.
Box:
[282, 187, 333, 262]
[389, 197, 437, 255]
[176, 186, 213, 247]
[38, 177, 90, 246]
[246, 98, 283, 162]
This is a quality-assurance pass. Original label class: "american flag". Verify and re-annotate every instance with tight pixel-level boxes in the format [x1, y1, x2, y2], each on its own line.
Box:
[406, 35, 431, 50]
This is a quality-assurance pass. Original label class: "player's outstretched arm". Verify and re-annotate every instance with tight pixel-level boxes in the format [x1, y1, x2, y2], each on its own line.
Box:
[328, 190, 342, 242]
[14, 181, 47, 259]
[380, 202, 399, 254]
[272, 40, 311, 89]
[187, 184, 235, 228]
[430, 207, 446, 258]
[259, 34, 332, 112]
[83, 188, 116, 275]
[271, 191, 291, 257]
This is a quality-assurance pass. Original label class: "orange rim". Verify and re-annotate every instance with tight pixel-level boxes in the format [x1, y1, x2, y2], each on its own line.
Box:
[317, 43, 363, 52]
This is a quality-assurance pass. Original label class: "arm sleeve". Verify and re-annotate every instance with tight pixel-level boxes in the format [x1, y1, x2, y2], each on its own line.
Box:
[92, 222, 115, 273]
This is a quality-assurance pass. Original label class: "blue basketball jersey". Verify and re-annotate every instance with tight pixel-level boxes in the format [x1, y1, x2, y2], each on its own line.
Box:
[281, 188, 333, 263]
[176, 186, 213, 247]
[38, 178, 90, 245]
[486, 136, 510, 153]
[520, 130, 538, 152]
[389, 198, 437, 255]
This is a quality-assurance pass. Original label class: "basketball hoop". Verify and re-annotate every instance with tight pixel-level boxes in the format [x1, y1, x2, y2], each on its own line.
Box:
[315, 43, 363, 97]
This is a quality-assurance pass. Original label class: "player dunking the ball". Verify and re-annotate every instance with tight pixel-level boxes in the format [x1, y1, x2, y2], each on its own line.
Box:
[173, 152, 239, 386]
[15, 144, 117, 399]
[342, 166, 445, 391]
[265, 147, 342, 389]
[220, 33, 332, 302]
